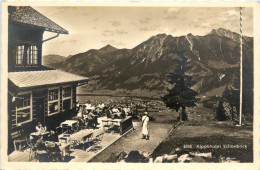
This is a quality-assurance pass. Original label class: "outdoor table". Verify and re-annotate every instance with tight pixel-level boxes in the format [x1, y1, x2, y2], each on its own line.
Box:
[69, 129, 93, 143]
[111, 119, 121, 125]
[63, 129, 93, 150]
[102, 118, 121, 124]
[61, 120, 78, 128]
[59, 143, 71, 157]
[101, 118, 121, 131]
[30, 131, 50, 141]
[60, 120, 78, 132]
[45, 141, 58, 148]
[58, 133, 71, 143]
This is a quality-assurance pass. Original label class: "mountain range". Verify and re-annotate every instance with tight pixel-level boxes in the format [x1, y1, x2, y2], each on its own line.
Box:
[43, 28, 253, 99]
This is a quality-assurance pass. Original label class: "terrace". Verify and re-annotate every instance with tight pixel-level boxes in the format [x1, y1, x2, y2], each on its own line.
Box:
[9, 114, 134, 162]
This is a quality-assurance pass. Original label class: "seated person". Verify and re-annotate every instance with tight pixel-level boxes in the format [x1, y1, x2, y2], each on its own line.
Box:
[48, 130, 58, 142]
[82, 105, 88, 120]
[35, 136, 45, 150]
[120, 110, 126, 119]
[112, 107, 121, 118]
[112, 107, 120, 114]
[105, 107, 112, 118]
[86, 110, 98, 128]
[85, 101, 92, 109]
[77, 105, 83, 117]
[97, 102, 105, 109]
[106, 107, 112, 118]
[123, 105, 131, 116]
[96, 102, 105, 115]
[112, 113, 119, 119]
[36, 122, 47, 133]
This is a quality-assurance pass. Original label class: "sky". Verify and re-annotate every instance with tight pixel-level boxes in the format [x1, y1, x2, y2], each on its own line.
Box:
[34, 7, 253, 57]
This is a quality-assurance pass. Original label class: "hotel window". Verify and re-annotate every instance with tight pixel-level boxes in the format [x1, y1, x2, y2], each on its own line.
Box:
[48, 88, 60, 115]
[16, 93, 32, 125]
[63, 86, 72, 111]
[27, 45, 38, 65]
[15, 45, 24, 65]
[14, 44, 38, 66]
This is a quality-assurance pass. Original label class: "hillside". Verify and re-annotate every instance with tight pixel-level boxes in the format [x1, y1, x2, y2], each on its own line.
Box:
[43, 54, 66, 68]
[44, 28, 253, 101]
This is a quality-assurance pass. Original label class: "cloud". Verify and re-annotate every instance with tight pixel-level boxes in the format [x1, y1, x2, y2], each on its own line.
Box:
[201, 22, 211, 28]
[111, 21, 121, 27]
[139, 17, 151, 24]
[103, 30, 114, 36]
[115, 29, 128, 34]
[60, 38, 78, 44]
[163, 15, 177, 20]
[167, 8, 180, 14]
[158, 27, 176, 34]
[226, 10, 238, 16]
[163, 8, 181, 20]
[140, 25, 159, 31]
[102, 29, 128, 36]
[100, 40, 126, 46]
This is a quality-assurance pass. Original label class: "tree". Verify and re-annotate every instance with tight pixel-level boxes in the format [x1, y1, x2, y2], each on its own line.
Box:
[162, 50, 197, 121]
[221, 80, 239, 121]
[216, 100, 226, 121]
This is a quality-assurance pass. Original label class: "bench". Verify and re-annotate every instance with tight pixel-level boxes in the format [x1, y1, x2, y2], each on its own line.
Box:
[120, 116, 133, 135]
[11, 129, 28, 151]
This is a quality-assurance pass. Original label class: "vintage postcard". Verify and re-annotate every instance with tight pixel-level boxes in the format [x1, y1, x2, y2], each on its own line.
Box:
[1, 1, 260, 169]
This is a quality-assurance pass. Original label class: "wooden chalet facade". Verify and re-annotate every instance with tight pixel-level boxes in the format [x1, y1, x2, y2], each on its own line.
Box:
[8, 6, 89, 153]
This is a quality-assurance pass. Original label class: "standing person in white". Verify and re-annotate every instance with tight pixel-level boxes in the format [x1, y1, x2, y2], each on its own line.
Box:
[142, 112, 150, 140]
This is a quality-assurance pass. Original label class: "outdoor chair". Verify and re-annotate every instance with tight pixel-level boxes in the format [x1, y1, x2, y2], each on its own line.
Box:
[61, 124, 72, 134]
[30, 141, 48, 162]
[110, 124, 120, 134]
[56, 126, 63, 136]
[82, 133, 93, 150]
[77, 118, 87, 130]
[102, 120, 111, 131]
[59, 132, 71, 143]
[45, 141, 63, 162]
[85, 118, 96, 129]
[11, 129, 28, 151]
[27, 138, 36, 161]
[88, 132, 104, 153]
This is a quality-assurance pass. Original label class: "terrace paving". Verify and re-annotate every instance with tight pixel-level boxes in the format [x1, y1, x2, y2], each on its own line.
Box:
[89, 122, 173, 162]
[8, 117, 130, 162]
[8, 117, 174, 163]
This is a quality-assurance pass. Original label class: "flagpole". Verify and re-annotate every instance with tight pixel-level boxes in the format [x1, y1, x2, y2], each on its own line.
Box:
[239, 7, 243, 126]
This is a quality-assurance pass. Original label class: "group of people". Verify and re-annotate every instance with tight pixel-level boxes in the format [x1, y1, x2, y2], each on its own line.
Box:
[76, 101, 133, 123]
[105, 105, 131, 119]
[76, 100, 150, 140]
[77, 104, 99, 129]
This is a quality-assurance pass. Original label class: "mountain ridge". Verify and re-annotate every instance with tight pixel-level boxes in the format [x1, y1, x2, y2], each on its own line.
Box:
[43, 28, 253, 98]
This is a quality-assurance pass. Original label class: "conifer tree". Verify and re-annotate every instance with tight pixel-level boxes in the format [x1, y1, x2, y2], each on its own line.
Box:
[162, 50, 197, 121]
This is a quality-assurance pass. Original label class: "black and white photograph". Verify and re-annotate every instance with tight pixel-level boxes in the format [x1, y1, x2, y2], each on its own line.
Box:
[1, 2, 259, 169]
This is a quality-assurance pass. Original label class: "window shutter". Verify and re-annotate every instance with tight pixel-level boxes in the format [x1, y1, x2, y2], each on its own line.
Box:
[72, 85, 77, 108]
[32, 91, 37, 121]
[44, 89, 48, 117]
[60, 87, 63, 111]
[11, 109, 16, 128]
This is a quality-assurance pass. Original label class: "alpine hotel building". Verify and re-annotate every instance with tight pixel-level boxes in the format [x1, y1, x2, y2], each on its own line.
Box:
[8, 6, 89, 153]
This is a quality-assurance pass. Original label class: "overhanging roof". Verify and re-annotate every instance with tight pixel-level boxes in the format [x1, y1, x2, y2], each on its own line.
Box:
[8, 69, 89, 90]
[9, 6, 68, 34]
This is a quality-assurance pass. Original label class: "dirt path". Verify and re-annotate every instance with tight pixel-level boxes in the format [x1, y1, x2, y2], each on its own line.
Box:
[90, 122, 173, 162]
